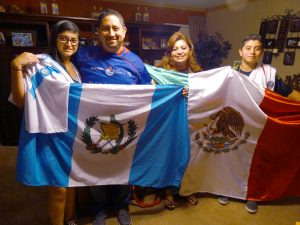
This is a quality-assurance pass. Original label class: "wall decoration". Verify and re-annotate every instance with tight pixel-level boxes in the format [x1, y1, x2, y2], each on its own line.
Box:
[259, 20, 268, 41]
[289, 18, 300, 32]
[286, 37, 300, 49]
[259, 9, 300, 65]
[276, 19, 290, 52]
[266, 20, 279, 34]
[142, 37, 158, 49]
[262, 51, 272, 64]
[264, 38, 276, 49]
[283, 52, 295, 65]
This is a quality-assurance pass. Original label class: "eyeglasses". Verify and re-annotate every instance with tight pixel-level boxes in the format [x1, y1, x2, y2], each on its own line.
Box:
[57, 35, 79, 45]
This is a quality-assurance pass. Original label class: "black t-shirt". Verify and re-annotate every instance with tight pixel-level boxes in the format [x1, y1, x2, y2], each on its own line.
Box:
[238, 68, 292, 97]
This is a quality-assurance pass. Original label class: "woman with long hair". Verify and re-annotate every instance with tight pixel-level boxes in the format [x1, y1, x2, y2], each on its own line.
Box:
[11, 20, 81, 225]
[160, 31, 202, 210]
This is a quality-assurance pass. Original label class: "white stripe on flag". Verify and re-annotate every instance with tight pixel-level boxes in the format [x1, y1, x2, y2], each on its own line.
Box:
[180, 67, 268, 199]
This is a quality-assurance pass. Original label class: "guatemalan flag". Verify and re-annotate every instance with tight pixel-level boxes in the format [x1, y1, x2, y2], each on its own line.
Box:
[16, 54, 190, 188]
[147, 65, 300, 201]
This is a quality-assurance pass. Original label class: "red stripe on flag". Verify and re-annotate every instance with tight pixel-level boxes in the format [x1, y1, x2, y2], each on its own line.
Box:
[247, 89, 300, 201]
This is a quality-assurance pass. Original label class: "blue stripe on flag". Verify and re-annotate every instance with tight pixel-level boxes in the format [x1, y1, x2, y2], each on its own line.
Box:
[129, 85, 190, 188]
[29, 66, 60, 98]
[16, 83, 82, 187]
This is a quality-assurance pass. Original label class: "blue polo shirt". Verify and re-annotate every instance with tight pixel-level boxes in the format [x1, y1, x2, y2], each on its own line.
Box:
[74, 46, 151, 85]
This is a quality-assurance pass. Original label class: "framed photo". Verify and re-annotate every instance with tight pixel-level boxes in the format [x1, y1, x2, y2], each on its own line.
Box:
[276, 19, 290, 53]
[259, 20, 268, 39]
[0, 32, 6, 44]
[264, 38, 276, 49]
[11, 31, 36, 47]
[142, 38, 158, 49]
[286, 37, 300, 49]
[283, 52, 295, 65]
[266, 20, 278, 34]
[262, 51, 272, 64]
[289, 18, 300, 33]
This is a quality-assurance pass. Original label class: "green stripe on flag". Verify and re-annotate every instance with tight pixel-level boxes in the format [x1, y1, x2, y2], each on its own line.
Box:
[145, 64, 189, 86]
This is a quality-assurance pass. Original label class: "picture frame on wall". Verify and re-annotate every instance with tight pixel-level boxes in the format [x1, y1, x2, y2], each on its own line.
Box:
[286, 37, 300, 49]
[283, 52, 295, 65]
[11, 31, 36, 47]
[264, 38, 276, 49]
[289, 18, 300, 33]
[276, 18, 290, 53]
[142, 37, 158, 49]
[262, 51, 272, 64]
[266, 20, 278, 34]
[259, 20, 268, 40]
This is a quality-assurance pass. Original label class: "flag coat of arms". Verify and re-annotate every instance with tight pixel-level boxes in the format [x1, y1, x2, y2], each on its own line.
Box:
[16, 55, 190, 188]
[147, 65, 300, 201]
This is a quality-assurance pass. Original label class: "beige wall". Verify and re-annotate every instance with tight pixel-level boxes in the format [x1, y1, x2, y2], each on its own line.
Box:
[207, 0, 300, 77]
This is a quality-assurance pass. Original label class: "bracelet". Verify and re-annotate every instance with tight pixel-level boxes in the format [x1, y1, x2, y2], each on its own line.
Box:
[11, 67, 22, 71]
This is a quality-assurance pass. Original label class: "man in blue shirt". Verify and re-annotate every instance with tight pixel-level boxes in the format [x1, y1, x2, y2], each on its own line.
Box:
[74, 9, 151, 225]
[74, 11, 151, 85]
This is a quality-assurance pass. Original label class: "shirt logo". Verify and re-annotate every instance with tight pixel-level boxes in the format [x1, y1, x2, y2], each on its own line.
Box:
[105, 66, 114, 76]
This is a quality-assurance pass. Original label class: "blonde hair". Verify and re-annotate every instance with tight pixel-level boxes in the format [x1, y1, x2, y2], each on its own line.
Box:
[161, 32, 202, 72]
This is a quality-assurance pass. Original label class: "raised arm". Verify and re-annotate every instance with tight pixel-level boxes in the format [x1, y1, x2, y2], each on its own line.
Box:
[10, 52, 39, 108]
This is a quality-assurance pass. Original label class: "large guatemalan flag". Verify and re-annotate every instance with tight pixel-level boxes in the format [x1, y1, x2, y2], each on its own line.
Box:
[147, 65, 300, 201]
[16, 54, 190, 188]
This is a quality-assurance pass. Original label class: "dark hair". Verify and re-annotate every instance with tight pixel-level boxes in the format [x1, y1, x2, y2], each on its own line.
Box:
[240, 34, 262, 48]
[97, 9, 125, 28]
[161, 32, 202, 72]
[50, 20, 80, 61]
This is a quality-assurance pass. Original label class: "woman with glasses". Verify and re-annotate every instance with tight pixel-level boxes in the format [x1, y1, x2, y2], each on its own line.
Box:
[158, 31, 202, 210]
[11, 20, 80, 225]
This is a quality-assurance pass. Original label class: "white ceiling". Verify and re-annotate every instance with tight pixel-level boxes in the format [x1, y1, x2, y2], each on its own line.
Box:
[105, 0, 238, 11]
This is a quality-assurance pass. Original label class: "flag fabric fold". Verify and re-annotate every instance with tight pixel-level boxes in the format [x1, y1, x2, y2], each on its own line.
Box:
[23, 54, 74, 133]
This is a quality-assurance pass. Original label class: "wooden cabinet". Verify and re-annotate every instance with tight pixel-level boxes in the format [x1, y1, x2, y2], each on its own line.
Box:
[0, 13, 179, 145]
[126, 23, 179, 64]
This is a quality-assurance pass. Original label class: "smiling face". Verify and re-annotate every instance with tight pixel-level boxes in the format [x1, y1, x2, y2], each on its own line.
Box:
[239, 40, 263, 69]
[56, 31, 79, 61]
[97, 14, 127, 53]
[170, 39, 190, 71]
